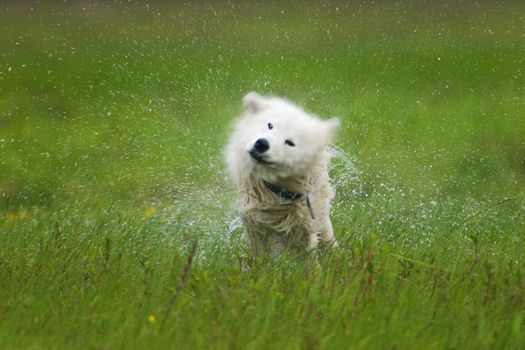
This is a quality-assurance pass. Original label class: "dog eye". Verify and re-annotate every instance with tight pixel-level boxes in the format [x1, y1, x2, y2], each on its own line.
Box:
[267, 123, 273, 130]
[285, 139, 295, 147]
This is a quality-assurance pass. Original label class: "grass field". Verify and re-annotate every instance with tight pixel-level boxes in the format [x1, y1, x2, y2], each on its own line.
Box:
[1, 1, 524, 349]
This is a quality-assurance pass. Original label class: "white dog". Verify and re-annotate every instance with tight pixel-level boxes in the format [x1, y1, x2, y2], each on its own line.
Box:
[226, 92, 340, 255]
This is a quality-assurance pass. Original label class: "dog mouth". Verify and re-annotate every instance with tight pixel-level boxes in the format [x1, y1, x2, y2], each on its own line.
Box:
[249, 150, 274, 165]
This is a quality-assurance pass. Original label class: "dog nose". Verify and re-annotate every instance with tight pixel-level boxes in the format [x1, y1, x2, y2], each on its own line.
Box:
[253, 138, 269, 153]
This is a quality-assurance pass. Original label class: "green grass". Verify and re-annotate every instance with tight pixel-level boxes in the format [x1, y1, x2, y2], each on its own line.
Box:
[1, 1, 524, 349]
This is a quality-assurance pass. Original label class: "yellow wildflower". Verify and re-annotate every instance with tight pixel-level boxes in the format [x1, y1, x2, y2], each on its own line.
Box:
[5, 209, 28, 223]
[144, 206, 157, 217]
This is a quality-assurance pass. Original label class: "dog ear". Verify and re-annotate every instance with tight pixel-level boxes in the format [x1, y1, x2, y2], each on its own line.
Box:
[324, 117, 340, 143]
[242, 92, 267, 113]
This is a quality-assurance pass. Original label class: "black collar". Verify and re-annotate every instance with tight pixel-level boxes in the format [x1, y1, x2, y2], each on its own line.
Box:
[262, 180, 303, 201]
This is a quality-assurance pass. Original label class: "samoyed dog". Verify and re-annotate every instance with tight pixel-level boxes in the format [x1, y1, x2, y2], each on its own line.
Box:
[226, 92, 340, 255]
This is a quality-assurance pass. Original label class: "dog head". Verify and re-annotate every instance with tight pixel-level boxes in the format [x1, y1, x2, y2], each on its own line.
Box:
[228, 92, 340, 182]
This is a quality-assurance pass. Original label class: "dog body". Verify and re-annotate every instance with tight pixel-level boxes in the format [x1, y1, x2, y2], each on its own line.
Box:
[226, 92, 339, 255]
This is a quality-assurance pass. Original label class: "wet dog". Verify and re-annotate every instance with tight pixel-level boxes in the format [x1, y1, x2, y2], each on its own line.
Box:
[226, 92, 340, 255]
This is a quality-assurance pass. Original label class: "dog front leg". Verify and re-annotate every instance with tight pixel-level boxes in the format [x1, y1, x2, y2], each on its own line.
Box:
[307, 232, 319, 250]
[320, 217, 338, 248]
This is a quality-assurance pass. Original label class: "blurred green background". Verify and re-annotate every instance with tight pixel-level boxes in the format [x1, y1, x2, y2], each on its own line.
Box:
[1, 1, 523, 211]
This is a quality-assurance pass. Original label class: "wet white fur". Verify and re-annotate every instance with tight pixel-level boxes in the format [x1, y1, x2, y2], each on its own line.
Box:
[225, 92, 339, 255]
